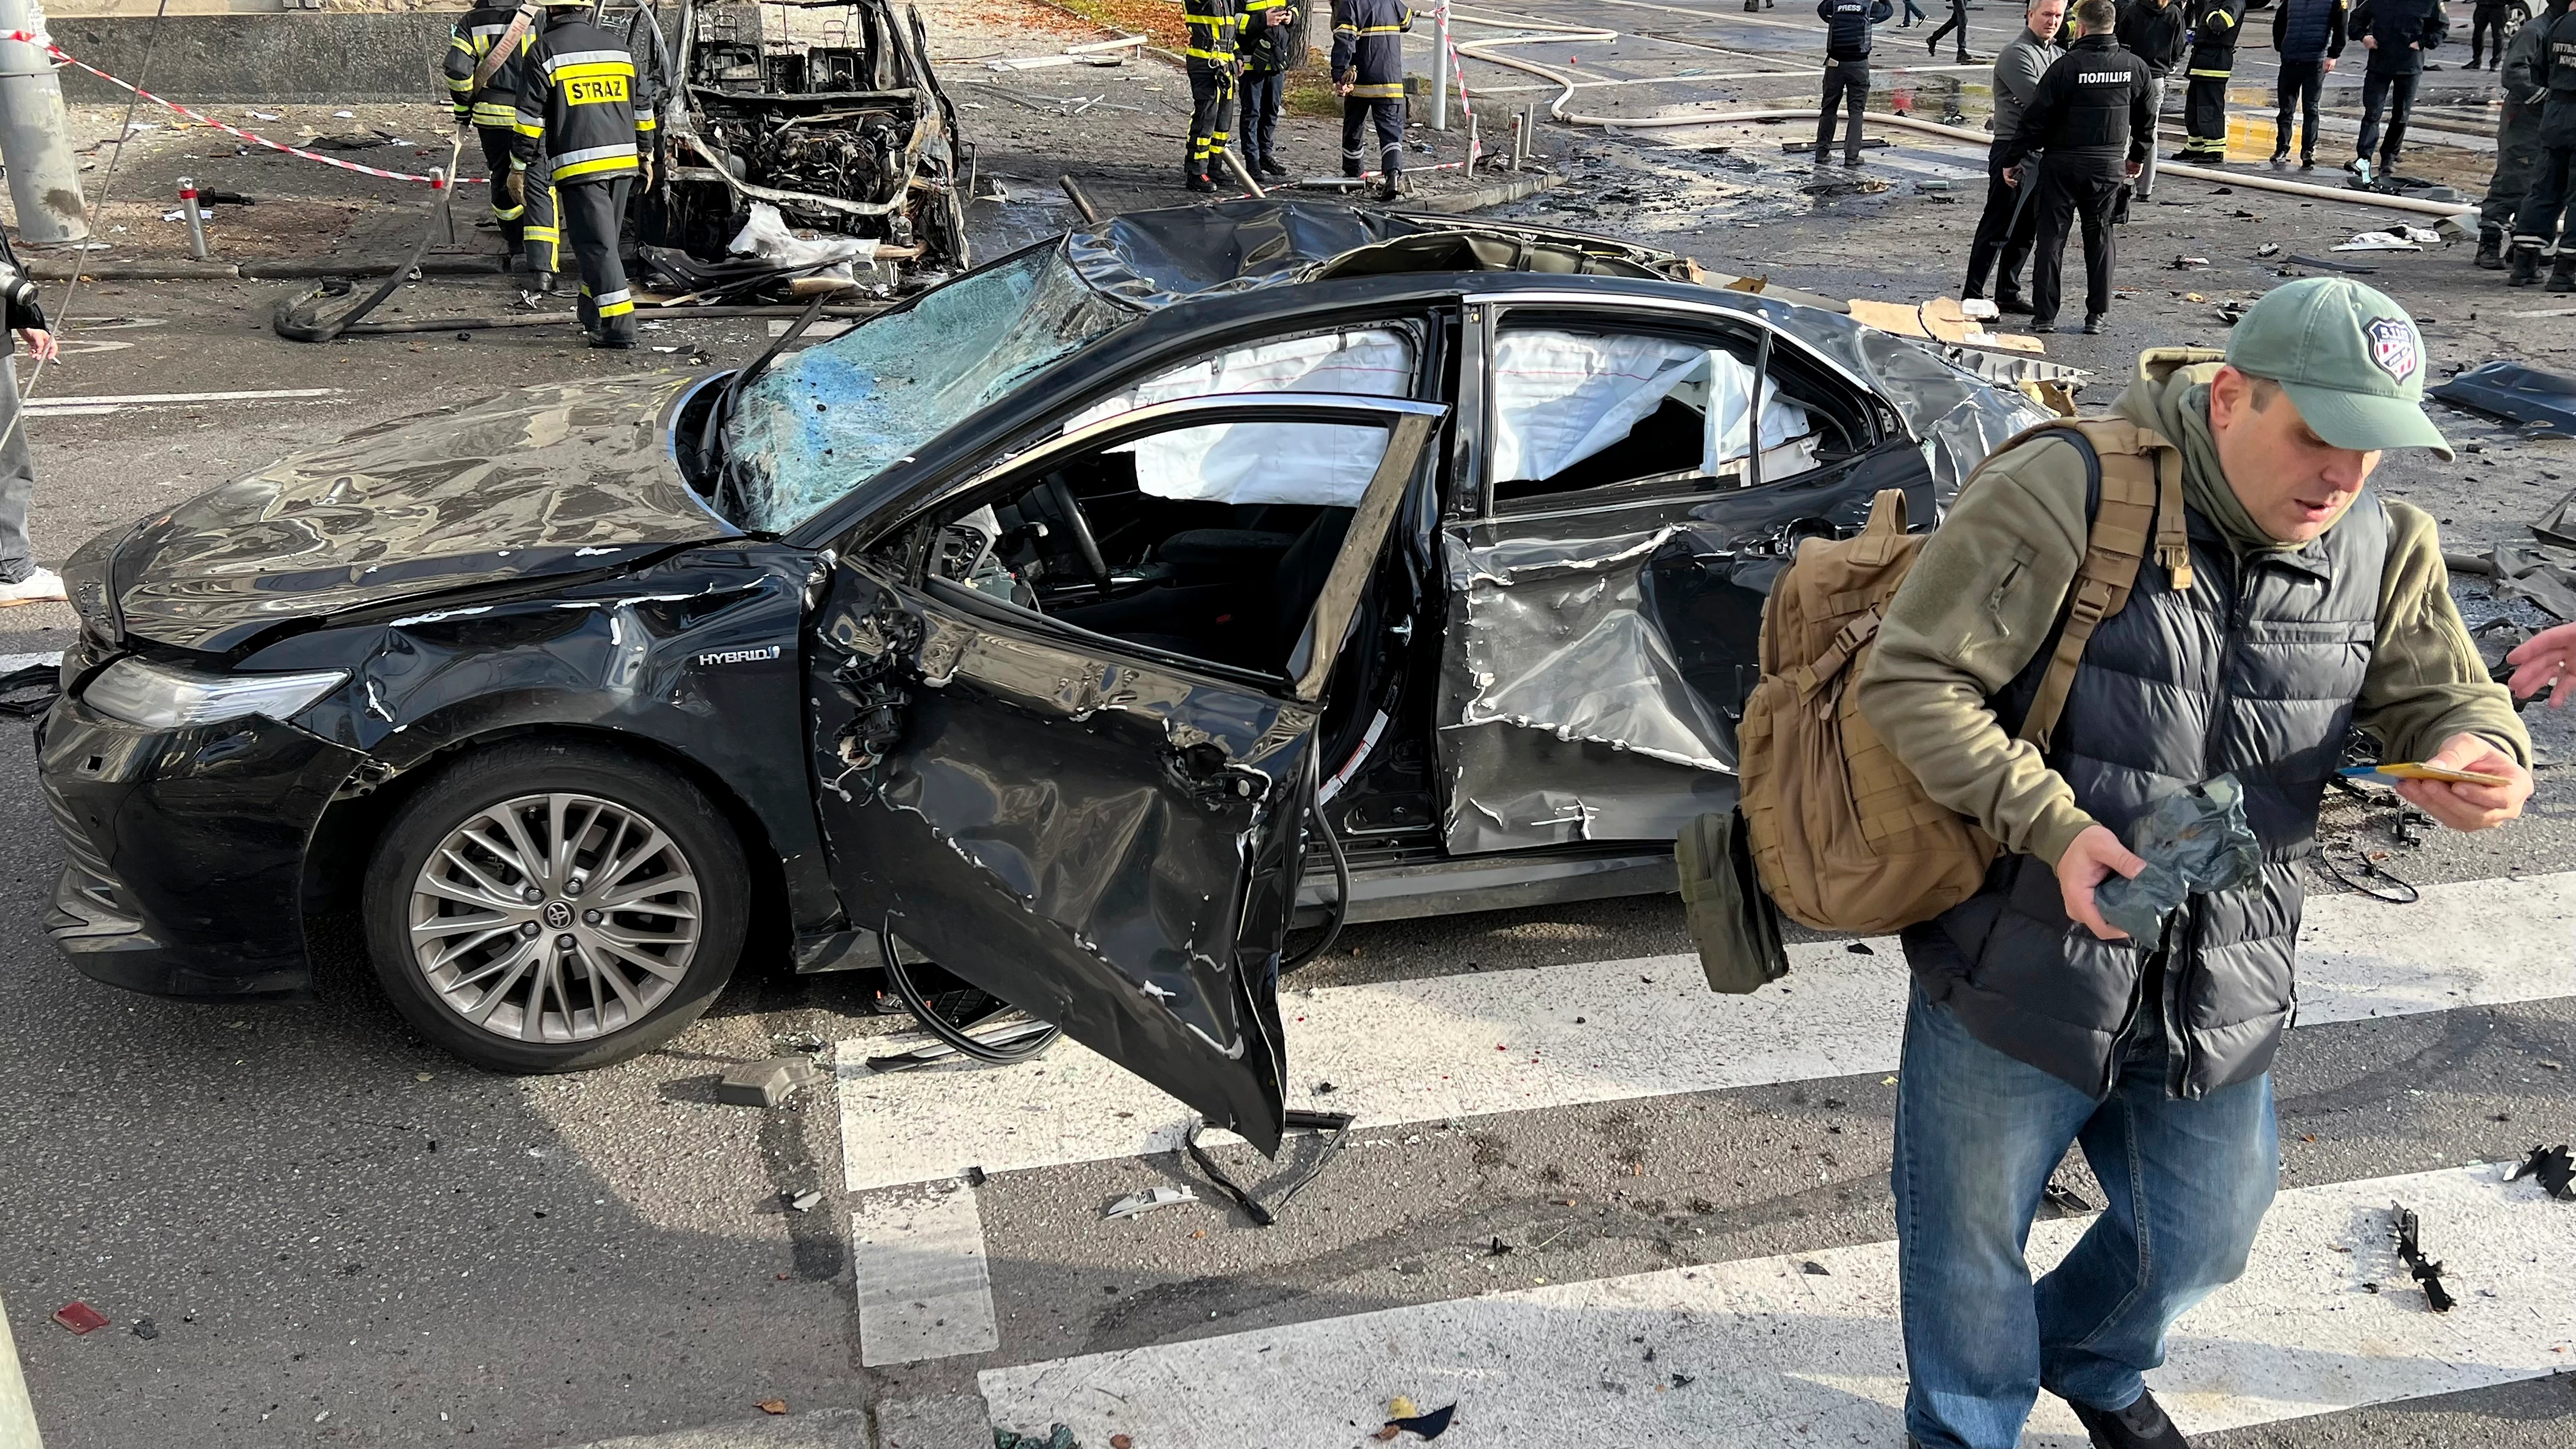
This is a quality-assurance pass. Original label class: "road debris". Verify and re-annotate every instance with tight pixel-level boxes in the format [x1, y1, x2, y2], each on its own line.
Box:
[128, 1317, 158, 1340]
[1104, 1185, 1198, 1219]
[2333, 226, 2443, 251]
[2287, 254, 2379, 274]
[2042, 1181, 2097, 1215]
[716, 1057, 827, 1108]
[2391, 1203, 2455, 1312]
[756, 1399, 788, 1415]
[2506, 1144, 2576, 1199]
[51, 1302, 107, 1335]
[2532, 489, 2576, 550]
[2428, 362, 2576, 438]
[1374, 1402, 1458, 1440]
[1800, 1261, 1830, 1276]
[2171, 255, 2210, 268]
[783, 1189, 825, 1213]
[2094, 774, 2262, 940]
[996, 1426, 1079, 1449]
[2488, 544, 2576, 622]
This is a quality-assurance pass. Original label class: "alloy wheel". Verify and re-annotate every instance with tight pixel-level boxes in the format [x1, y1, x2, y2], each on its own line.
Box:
[405, 792, 703, 1044]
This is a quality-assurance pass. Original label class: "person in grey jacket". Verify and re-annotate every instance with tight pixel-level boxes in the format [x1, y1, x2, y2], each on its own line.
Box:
[1964, 0, 2068, 311]
[0, 222, 61, 609]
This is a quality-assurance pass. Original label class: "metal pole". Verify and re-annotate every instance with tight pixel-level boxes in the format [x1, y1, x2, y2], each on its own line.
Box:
[1430, 3, 1449, 132]
[0, 1294, 43, 1449]
[176, 177, 207, 261]
[0, 0, 89, 245]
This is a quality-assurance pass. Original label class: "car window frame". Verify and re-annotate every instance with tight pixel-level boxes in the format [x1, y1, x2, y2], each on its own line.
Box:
[882, 391, 1448, 702]
[827, 307, 1447, 559]
[1460, 290, 1891, 524]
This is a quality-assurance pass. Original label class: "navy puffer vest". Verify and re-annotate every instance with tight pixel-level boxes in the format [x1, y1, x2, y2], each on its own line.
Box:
[1902, 479, 2390, 1100]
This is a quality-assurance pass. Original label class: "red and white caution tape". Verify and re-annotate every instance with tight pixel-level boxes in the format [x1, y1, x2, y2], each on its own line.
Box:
[7, 30, 476, 186]
[1431, 3, 1483, 161]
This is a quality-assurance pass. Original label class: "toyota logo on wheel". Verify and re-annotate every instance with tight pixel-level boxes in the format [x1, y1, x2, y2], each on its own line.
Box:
[542, 900, 573, 930]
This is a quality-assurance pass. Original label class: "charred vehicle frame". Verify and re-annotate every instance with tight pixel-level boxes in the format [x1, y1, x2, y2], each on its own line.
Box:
[628, 0, 973, 289]
[39, 203, 2046, 1147]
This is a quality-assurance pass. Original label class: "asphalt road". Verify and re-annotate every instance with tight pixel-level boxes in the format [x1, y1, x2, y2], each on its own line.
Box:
[5, 6, 2576, 1445]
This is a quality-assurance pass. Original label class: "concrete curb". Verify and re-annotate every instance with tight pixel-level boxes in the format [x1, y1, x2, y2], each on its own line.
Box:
[25, 255, 504, 281]
[1404, 169, 1560, 215]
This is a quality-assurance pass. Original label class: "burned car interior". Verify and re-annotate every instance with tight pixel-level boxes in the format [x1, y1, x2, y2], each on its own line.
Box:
[632, 0, 973, 287]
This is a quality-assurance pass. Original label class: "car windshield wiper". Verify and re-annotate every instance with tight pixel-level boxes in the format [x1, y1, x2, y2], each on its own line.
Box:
[697, 293, 833, 491]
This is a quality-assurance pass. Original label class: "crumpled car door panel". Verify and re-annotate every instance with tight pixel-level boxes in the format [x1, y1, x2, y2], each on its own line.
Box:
[807, 397, 1443, 1152]
[1438, 437, 1936, 855]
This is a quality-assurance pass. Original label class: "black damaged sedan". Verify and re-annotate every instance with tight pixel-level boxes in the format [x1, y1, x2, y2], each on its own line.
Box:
[39, 202, 2045, 1149]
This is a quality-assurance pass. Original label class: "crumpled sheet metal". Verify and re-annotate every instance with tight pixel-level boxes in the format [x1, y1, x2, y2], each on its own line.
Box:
[2095, 774, 2263, 943]
[2427, 361, 2576, 436]
[1063, 201, 1434, 311]
[1438, 523, 1741, 854]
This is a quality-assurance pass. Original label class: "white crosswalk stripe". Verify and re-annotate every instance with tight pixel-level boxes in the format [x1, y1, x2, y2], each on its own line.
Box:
[839, 865, 2576, 1425]
[839, 870, 2576, 1191]
[981, 1163, 2576, 1446]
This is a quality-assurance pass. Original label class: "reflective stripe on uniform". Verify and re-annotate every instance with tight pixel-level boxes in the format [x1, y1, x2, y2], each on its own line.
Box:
[553, 146, 639, 180]
[471, 101, 517, 125]
[635, 115, 659, 131]
[513, 108, 546, 137]
[594, 288, 634, 318]
[541, 47, 631, 71]
[2187, 66, 2231, 76]
[1348, 81, 1403, 96]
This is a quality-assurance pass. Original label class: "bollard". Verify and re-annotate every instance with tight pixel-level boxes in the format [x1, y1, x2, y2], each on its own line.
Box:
[176, 176, 209, 261]
[1467, 110, 1479, 179]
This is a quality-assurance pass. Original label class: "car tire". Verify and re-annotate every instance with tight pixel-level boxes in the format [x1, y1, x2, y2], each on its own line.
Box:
[361, 738, 750, 1074]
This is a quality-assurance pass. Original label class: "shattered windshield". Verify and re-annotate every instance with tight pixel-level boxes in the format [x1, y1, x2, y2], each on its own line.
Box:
[723, 246, 1130, 533]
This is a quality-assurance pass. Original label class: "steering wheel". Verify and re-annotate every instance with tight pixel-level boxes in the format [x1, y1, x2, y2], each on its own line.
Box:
[1044, 474, 1113, 589]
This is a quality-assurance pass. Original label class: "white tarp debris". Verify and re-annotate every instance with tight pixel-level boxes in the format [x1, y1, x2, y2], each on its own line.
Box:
[2334, 226, 2444, 252]
[728, 201, 883, 269]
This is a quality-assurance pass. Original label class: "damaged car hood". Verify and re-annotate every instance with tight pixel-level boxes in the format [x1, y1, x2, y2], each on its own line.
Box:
[91, 374, 739, 654]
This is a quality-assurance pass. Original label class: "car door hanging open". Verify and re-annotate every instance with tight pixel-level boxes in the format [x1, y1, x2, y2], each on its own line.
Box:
[1185, 1109, 1357, 1227]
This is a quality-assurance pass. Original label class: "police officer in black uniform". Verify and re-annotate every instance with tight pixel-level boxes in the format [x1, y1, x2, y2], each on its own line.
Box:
[2348, 0, 2448, 183]
[512, 0, 656, 348]
[2510, 0, 2576, 288]
[2005, 0, 2154, 333]
[1816, 0, 1894, 166]
[444, 1, 557, 286]
[1183, 0, 1241, 192]
[1334, 0, 1413, 198]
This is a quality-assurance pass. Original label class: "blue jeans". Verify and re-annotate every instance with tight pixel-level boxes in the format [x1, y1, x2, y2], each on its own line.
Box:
[1892, 984, 2278, 1449]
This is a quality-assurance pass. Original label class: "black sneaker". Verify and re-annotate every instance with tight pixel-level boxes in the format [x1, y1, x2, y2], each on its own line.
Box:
[1844, 154, 1865, 167]
[2267, 149, 2288, 170]
[1996, 292, 2035, 315]
[2030, 318, 2057, 333]
[2067, 1388, 2188, 1449]
[1258, 156, 1289, 178]
[2083, 314, 2108, 334]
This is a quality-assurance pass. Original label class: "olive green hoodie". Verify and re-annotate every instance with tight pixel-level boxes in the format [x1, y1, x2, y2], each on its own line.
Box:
[1854, 347, 2529, 868]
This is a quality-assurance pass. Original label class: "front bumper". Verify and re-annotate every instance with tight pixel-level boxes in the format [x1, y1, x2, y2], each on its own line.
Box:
[39, 696, 366, 997]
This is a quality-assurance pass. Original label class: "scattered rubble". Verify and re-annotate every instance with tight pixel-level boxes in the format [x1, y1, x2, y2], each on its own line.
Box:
[717, 1057, 828, 1109]
[2429, 363, 2576, 439]
[51, 1302, 107, 1335]
[1374, 1400, 1458, 1440]
[2390, 1203, 2455, 1312]
[1103, 1186, 1198, 1219]
[2505, 1144, 2575, 1199]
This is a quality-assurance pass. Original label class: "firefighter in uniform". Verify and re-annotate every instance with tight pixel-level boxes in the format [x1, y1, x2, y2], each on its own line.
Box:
[1183, 0, 1240, 193]
[1333, 0, 1412, 198]
[444, 2, 558, 287]
[2509, 0, 2576, 288]
[512, 0, 656, 347]
[2173, 0, 2244, 161]
[1237, 0, 1295, 178]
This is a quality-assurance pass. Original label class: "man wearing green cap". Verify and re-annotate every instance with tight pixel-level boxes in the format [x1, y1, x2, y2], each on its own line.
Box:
[1853, 277, 2531, 1449]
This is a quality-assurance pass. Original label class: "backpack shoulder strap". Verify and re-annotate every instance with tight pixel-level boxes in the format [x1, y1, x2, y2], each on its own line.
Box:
[2014, 415, 2192, 747]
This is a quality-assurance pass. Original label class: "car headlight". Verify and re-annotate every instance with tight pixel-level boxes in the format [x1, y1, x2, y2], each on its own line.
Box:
[81, 657, 349, 730]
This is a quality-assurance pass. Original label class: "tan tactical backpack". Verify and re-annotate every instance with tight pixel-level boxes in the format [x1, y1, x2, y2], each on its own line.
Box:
[1725, 417, 2193, 939]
